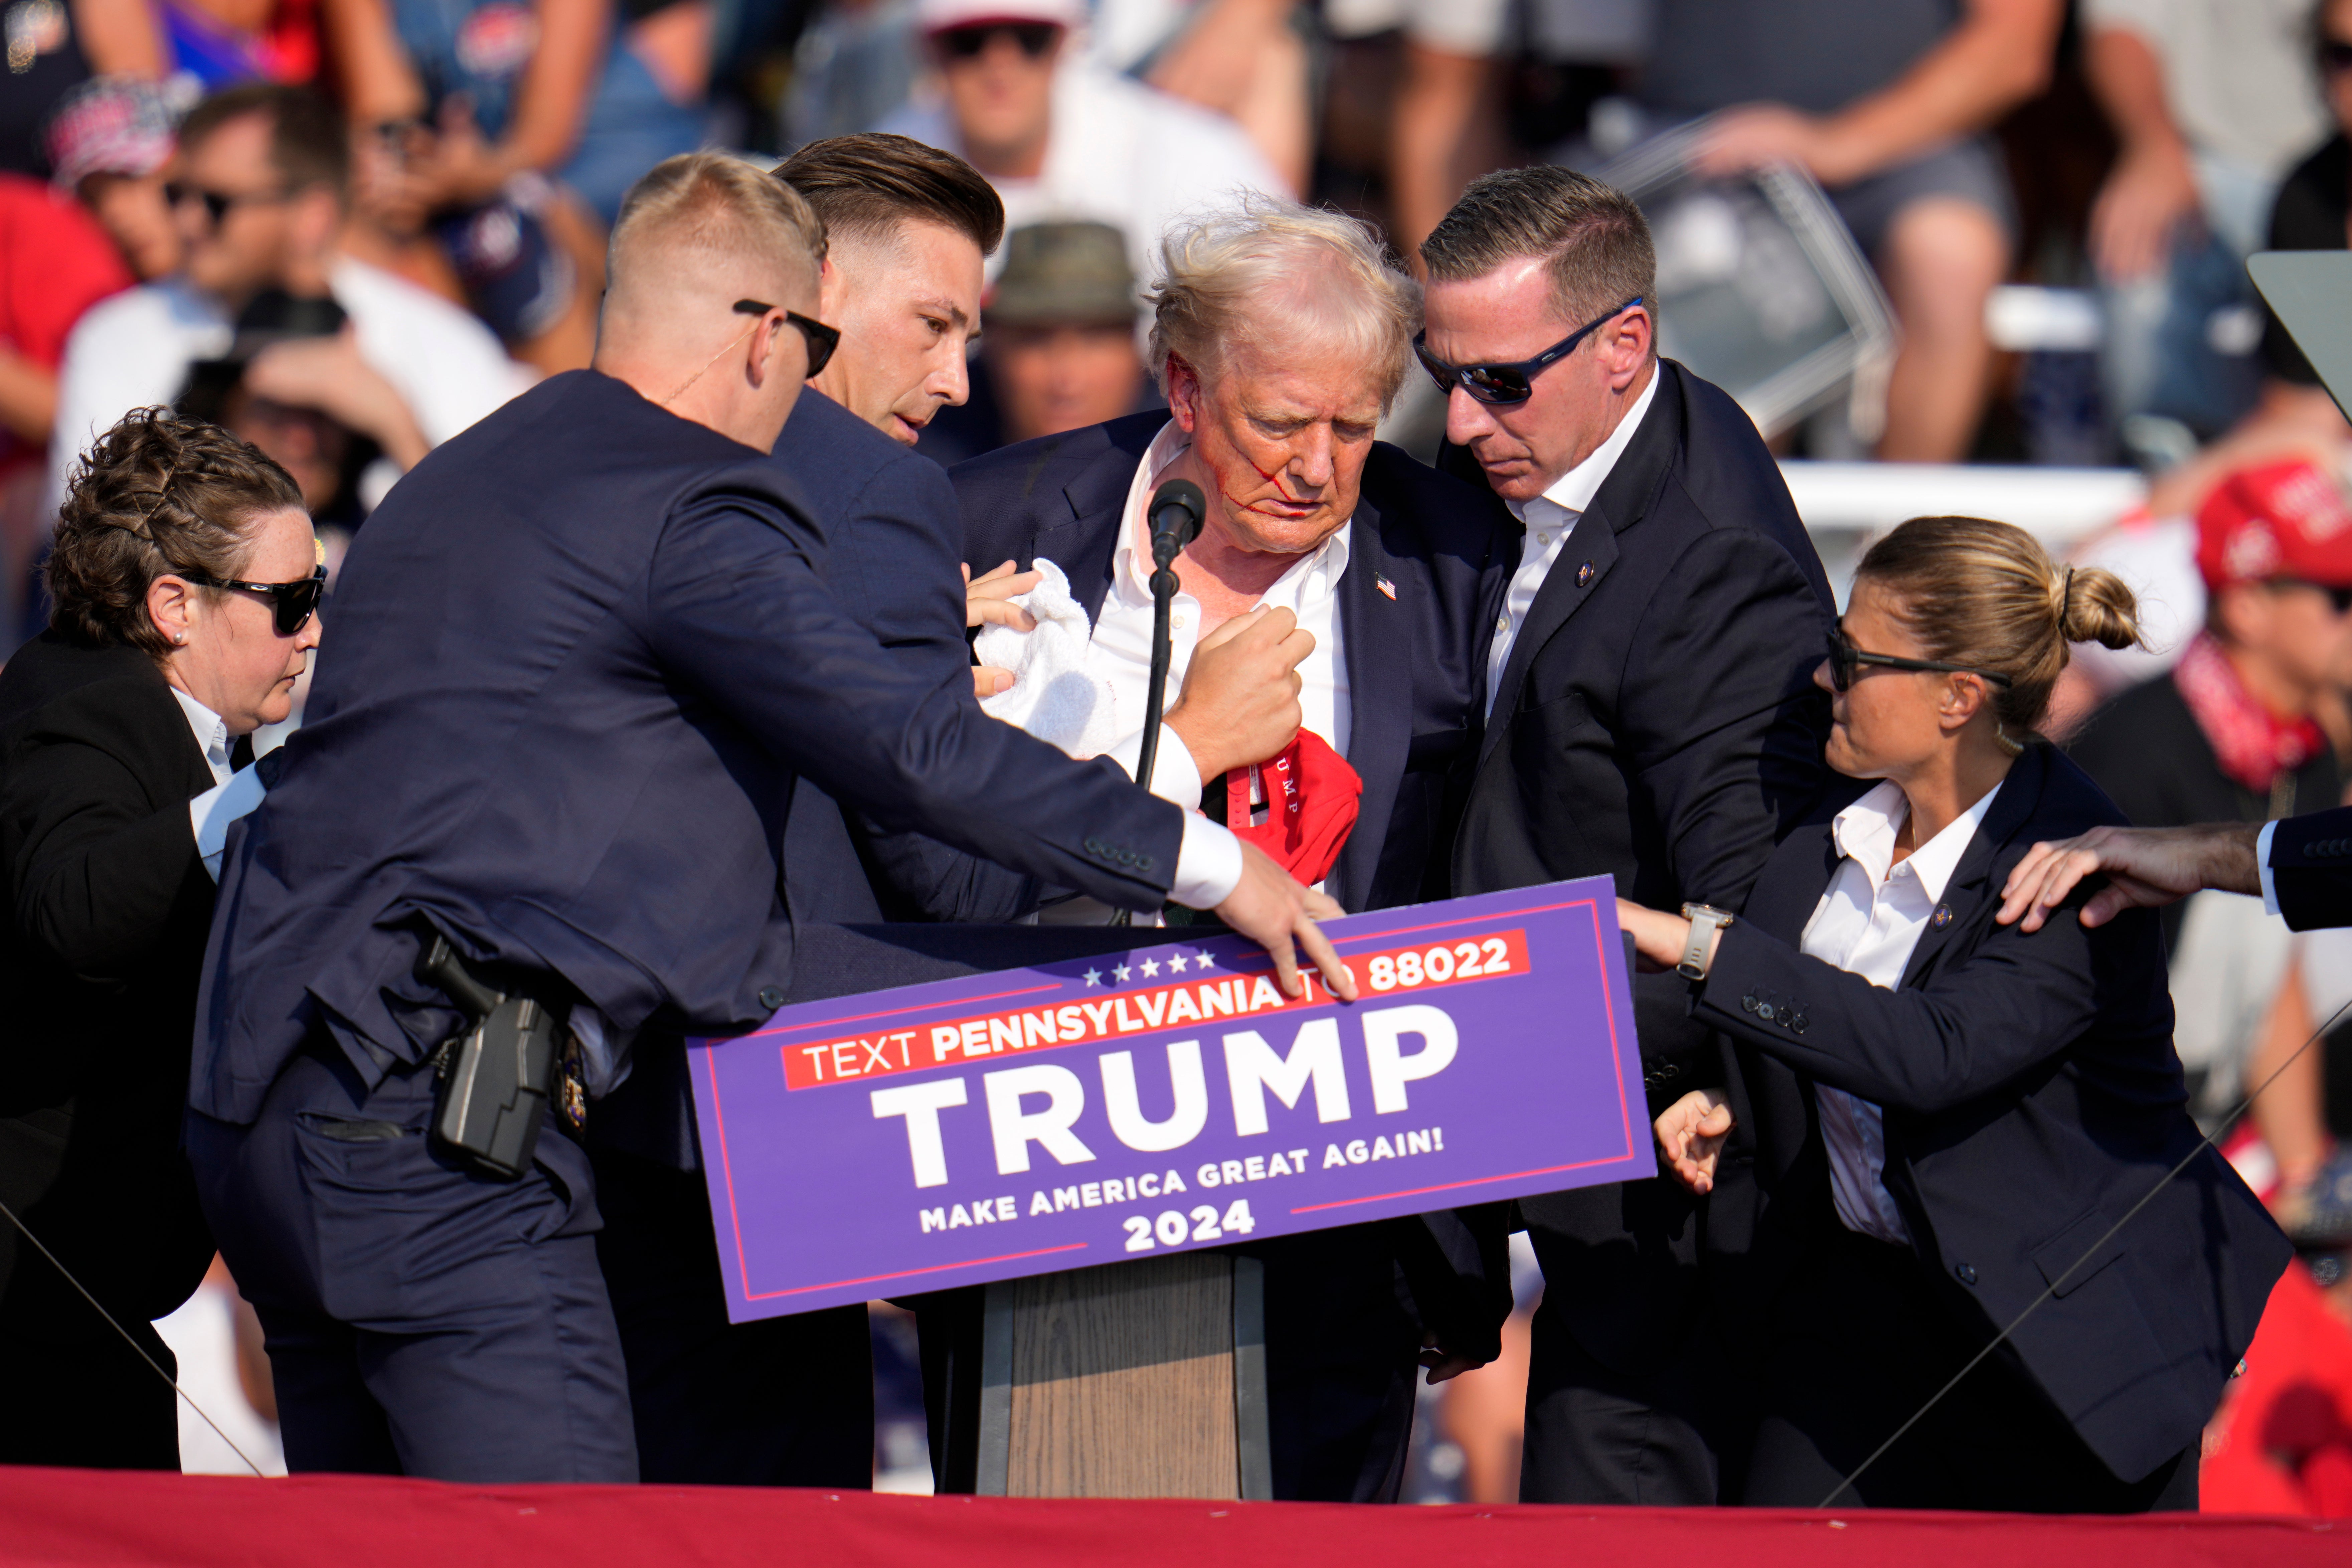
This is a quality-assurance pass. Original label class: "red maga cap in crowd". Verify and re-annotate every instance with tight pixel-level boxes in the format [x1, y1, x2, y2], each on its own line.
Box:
[2195, 459, 2352, 591]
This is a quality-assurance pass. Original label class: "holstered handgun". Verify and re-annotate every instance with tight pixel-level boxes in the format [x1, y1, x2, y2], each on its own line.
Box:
[415, 933, 565, 1180]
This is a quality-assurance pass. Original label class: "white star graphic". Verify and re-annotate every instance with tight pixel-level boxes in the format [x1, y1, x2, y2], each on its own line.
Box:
[1196, 952, 1217, 970]
[1083, 967, 1102, 987]
[1113, 964, 1132, 983]
[1140, 957, 1161, 978]
[1168, 952, 1190, 972]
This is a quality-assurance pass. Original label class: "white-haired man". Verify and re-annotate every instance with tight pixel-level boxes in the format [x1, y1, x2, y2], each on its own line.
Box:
[942, 195, 1516, 1501]
[187, 155, 1350, 1485]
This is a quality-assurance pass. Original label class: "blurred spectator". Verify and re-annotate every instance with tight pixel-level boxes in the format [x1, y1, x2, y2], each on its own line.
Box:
[1321, 0, 1507, 263]
[879, 0, 1288, 285]
[2070, 460, 2352, 1227]
[783, 0, 921, 150]
[1653, 0, 2062, 462]
[2148, 0, 2352, 521]
[0, 171, 135, 651]
[1, 0, 166, 176]
[176, 290, 428, 535]
[326, 0, 705, 228]
[917, 218, 1153, 463]
[47, 83, 528, 521]
[44, 73, 188, 281]
[1093, 0, 1311, 196]
[2084, 0, 2326, 453]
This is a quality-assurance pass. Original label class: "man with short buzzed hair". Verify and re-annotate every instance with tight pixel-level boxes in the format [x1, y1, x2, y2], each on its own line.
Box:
[1419, 164, 1835, 1505]
[190, 152, 1349, 1485]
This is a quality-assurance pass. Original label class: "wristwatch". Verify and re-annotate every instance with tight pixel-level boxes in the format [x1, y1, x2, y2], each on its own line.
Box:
[1677, 904, 1737, 981]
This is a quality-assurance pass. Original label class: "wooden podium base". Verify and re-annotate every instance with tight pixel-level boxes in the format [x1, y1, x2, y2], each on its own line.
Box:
[973, 1254, 1274, 1499]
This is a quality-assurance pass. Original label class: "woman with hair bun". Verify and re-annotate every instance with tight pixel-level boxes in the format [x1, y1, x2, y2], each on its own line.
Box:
[0, 407, 321, 1469]
[1618, 515, 2290, 1512]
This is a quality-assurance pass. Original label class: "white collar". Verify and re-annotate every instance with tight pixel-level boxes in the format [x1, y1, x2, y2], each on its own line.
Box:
[1113, 420, 1352, 601]
[1831, 777, 2004, 901]
[1508, 363, 1662, 524]
[170, 684, 231, 762]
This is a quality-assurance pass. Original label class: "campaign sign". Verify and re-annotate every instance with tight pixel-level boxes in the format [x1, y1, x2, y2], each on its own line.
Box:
[686, 878, 1643, 1323]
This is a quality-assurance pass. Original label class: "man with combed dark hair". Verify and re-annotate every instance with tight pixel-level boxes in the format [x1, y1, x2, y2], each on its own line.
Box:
[589, 131, 1020, 1488]
[1417, 164, 1835, 1505]
[189, 152, 1350, 1485]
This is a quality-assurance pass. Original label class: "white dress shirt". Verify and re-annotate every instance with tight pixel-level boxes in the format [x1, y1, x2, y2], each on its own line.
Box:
[1485, 368, 1660, 717]
[170, 687, 267, 882]
[1799, 778, 2004, 1246]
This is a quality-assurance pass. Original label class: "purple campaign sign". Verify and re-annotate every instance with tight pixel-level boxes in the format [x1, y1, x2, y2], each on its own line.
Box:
[686, 878, 1643, 1323]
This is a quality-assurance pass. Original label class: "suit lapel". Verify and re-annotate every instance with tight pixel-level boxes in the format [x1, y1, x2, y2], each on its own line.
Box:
[1477, 364, 1681, 767]
[1895, 746, 2049, 990]
[1033, 416, 1168, 621]
[1330, 498, 1411, 910]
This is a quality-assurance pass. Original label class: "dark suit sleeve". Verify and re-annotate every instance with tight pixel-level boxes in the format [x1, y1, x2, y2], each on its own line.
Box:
[830, 452, 1038, 923]
[1693, 903, 2157, 1116]
[643, 476, 1184, 912]
[2272, 806, 2352, 932]
[1621, 524, 1829, 1072]
[4, 724, 206, 981]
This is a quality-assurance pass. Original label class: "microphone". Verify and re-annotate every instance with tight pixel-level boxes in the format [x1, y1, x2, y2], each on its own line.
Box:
[1148, 479, 1205, 570]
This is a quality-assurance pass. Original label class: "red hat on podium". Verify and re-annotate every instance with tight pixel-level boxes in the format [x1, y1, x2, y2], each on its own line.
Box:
[2194, 459, 2352, 591]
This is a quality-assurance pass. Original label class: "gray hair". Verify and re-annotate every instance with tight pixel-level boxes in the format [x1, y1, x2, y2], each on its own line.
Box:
[1420, 166, 1654, 336]
[1145, 194, 1421, 411]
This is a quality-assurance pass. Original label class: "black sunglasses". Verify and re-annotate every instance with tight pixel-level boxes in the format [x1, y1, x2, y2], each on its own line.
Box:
[1414, 297, 1644, 406]
[165, 181, 292, 227]
[2322, 36, 2352, 72]
[734, 298, 840, 379]
[936, 20, 1060, 58]
[183, 564, 327, 637]
[1827, 627, 2012, 694]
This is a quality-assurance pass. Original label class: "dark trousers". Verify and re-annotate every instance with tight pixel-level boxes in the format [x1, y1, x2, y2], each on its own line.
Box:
[1740, 1223, 2198, 1512]
[0, 1315, 180, 1470]
[186, 1046, 636, 1483]
[1519, 1296, 1749, 1505]
[591, 1145, 874, 1487]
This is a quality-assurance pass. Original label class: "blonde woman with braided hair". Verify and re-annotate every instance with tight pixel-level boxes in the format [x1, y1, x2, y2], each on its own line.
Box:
[1617, 515, 2291, 1512]
[0, 407, 320, 1470]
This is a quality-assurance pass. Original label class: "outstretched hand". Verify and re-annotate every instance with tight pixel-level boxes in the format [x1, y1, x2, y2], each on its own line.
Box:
[1212, 840, 1357, 1003]
[1995, 822, 2262, 933]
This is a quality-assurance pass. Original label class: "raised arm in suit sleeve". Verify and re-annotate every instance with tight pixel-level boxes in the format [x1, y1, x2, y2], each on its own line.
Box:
[5, 729, 207, 981]
[1619, 523, 1830, 1069]
[641, 471, 1189, 913]
[1690, 903, 2172, 1116]
[2269, 806, 2352, 932]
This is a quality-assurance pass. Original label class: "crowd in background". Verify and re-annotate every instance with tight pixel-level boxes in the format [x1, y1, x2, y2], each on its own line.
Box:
[14, 0, 2352, 1510]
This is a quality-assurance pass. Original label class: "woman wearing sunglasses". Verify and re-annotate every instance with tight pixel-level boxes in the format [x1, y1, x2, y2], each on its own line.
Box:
[0, 407, 320, 1470]
[1617, 514, 2290, 1512]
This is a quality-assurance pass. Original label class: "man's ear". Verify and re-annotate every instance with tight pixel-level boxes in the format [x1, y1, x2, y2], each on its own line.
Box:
[292, 186, 342, 258]
[1606, 308, 1653, 390]
[1166, 354, 1203, 434]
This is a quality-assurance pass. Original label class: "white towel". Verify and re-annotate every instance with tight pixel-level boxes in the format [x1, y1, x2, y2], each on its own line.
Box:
[976, 559, 1121, 759]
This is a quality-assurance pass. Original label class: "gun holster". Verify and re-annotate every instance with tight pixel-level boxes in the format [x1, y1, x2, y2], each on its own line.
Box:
[414, 932, 578, 1180]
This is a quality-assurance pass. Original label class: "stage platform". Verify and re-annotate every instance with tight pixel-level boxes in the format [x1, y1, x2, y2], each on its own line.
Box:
[0, 1465, 2341, 1567]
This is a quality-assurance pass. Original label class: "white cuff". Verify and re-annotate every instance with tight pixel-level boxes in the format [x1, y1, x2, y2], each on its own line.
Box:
[1170, 811, 1243, 910]
[2259, 818, 2282, 917]
[189, 763, 269, 882]
[1105, 724, 1205, 811]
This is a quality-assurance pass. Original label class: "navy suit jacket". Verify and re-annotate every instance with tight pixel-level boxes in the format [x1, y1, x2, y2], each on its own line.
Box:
[1700, 743, 2289, 1482]
[2270, 805, 2352, 931]
[194, 372, 1184, 1122]
[763, 389, 1030, 925]
[953, 410, 1515, 914]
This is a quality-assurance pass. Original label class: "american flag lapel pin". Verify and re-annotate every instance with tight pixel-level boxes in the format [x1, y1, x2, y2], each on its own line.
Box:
[1374, 574, 1397, 601]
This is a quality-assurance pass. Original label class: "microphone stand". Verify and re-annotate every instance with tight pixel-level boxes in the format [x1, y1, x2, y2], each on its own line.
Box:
[1112, 481, 1204, 927]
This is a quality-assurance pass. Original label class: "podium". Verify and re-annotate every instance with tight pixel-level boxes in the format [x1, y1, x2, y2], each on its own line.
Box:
[974, 1254, 1273, 1498]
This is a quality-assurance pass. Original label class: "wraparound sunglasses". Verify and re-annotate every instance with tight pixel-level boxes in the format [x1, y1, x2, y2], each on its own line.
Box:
[1828, 626, 2012, 693]
[1413, 297, 1644, 405]
[184, 564, 327, 637]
